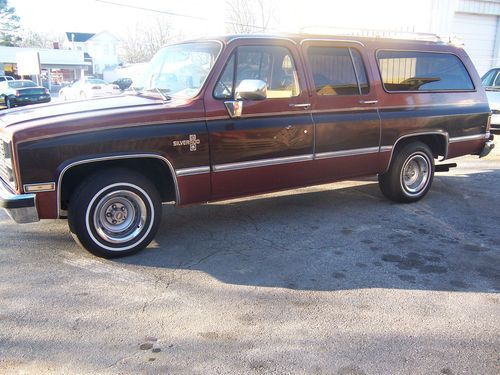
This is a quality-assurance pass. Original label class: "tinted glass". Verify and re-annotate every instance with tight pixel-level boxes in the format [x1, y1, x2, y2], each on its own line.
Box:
[87, 79, 107, 84]
[351, 49, 369, 94]
[307, 46, 361, 95]
[494, 72, 500, 87]
[377, 51, 474, 92]
[214, 54, 235, 99]
[8, 81, 37, 88]
[214, 45, 300, 99]
[481, 69, 497, 86]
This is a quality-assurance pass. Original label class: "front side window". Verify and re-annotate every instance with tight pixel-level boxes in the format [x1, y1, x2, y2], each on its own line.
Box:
[377, 50, 474, 92]
[307, 46, 369, 96]
[133, 41, 221, 99]
[214, 45, 300, 99]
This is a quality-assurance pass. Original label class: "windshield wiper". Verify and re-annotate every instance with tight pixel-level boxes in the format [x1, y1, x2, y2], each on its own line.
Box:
[150, 87, 171, 101]
[485, 86, 500, 92]
[131, 87, 172, 101]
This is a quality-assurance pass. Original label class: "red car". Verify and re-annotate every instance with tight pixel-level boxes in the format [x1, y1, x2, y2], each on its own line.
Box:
[0, 34, 494, 258]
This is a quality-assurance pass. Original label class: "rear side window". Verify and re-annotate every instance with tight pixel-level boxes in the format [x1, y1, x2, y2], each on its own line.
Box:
[307, 46, 369, 95]
[377, 51, 474, 92]
[214, 45, 300, 99]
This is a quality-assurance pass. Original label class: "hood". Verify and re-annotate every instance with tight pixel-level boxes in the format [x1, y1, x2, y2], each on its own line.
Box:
[0, 93, 204, 145]
[0, 94, 164, 129]
[486, 90, 500, 110]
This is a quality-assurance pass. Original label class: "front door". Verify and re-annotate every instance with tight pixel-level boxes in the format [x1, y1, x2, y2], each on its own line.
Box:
[204, 40, 314, 200]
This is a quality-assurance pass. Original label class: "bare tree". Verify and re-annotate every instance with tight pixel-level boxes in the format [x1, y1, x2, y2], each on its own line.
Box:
[20, 29, 66, 49]
[120, 16, 176, 63]
[225, 0, 277, 34]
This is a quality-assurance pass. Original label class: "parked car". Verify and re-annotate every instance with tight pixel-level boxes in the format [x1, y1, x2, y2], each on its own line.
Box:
[0, 76, 15, 82]
[0, 80, 51, 109]
[482, 68, 500, 132]
[58, 77, 121, 100]
[113, 77, 133, 91]
[0, 34, 494, 258]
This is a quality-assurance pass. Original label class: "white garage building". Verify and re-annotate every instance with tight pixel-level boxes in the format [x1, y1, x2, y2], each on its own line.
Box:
[430, 0, 500, 75]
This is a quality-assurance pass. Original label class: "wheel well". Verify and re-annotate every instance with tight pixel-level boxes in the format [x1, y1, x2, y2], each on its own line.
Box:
[393, 134, 447, 159]
[60, 158, 177, 211]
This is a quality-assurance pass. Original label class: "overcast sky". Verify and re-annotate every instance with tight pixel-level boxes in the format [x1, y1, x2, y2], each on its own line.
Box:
[10, 0, 434, 38]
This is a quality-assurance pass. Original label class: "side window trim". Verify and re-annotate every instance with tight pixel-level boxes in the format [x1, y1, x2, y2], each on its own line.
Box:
[348, 48, 362, 96]
[305, 44, 370, 97]
[213, 44, 301, 100]
[375, 49, 476, 93]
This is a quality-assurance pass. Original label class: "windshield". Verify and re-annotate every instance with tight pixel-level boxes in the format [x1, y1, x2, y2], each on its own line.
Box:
[132, 41, 221, 99]
[8, 80, 37, 88]
[86, 79, 108, 85]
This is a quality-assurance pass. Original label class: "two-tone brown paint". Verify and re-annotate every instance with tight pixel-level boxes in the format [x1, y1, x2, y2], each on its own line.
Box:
[0, 34, 492, 220]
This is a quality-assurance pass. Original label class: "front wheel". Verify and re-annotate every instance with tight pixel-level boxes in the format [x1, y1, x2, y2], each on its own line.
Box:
[378, 141, 434, 203]
[5, 97, 12, 108]
[68, 169, 162, 258]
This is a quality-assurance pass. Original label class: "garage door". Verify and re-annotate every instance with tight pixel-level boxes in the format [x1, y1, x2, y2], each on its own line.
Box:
[452, 13, 498, 76]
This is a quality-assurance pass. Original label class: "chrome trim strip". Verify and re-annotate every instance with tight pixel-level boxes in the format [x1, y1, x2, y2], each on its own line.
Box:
[300, 38, 365, 47]
[449, 133, 489, 143]
[315, 147, 380, 160]
[176, 166, 210, 176]
[378, 102, 485, 110]
[213, 154, 314, 172]
[56, 154, 179, 218]
[380, 146, 393, 153]
[23, 182, 56, 193]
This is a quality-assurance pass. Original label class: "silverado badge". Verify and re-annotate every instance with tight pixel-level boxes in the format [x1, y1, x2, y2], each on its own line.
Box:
[173, 135, 201, 151]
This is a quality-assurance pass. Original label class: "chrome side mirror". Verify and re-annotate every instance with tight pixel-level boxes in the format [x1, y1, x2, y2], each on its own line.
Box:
[235, 79, 267, 101]
[224, 100, 243, 118]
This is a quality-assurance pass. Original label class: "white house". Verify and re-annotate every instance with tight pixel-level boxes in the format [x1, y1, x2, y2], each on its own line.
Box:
[63, 31, 120, 76]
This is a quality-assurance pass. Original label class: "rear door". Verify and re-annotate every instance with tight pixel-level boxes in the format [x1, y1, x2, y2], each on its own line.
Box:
[301, 40, 382, 181]
[204, 39, 314, 199]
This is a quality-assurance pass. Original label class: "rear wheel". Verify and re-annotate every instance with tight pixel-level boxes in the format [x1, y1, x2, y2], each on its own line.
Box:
[5, 97, 12, 108]
[68, 169, 162, 258]
[378, 141, 434, 203]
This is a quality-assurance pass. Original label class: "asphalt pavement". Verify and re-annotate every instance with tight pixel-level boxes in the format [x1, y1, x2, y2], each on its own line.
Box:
[0, 147, 499, 374]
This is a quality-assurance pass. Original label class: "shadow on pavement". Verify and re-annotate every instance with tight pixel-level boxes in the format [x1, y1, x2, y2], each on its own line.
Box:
[117, 170, 500, 293]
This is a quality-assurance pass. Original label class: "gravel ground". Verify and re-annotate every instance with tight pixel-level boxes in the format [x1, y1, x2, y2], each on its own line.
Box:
[0, 146, 499, 375]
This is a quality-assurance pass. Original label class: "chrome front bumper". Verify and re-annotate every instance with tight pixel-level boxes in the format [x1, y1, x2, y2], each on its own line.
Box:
[0, 180, 39, 223]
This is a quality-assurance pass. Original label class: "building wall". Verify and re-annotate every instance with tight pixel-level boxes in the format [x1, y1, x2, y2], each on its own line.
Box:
[429, 0, 500, 75]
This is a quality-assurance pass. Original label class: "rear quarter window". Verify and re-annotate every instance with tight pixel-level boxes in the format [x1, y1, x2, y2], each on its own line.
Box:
[377, 50, 474, 92]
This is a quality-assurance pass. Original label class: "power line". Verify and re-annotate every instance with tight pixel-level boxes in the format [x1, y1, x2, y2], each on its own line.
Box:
[94, 0, 270, 31]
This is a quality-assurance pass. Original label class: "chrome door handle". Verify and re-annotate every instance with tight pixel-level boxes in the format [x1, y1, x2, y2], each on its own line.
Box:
[285, 125, 293, 130]
[359, 100, 378, 105]
[289, 103, 311, 109]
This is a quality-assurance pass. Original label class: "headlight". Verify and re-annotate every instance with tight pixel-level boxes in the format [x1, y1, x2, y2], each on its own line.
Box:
[1, 140, 15, 185]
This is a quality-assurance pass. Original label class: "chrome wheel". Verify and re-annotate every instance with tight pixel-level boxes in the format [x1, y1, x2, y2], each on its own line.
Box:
[92, 189, 148, 244]
[400, 153, 431, 196]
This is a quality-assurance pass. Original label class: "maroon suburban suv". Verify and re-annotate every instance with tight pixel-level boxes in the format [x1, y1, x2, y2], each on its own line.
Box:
[0, 34, 494, 257]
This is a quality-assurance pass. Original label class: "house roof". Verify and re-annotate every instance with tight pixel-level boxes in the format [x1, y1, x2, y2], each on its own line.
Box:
[65, 32, 95, 43]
